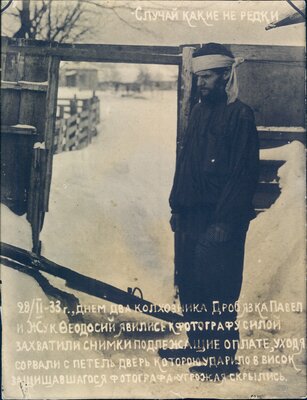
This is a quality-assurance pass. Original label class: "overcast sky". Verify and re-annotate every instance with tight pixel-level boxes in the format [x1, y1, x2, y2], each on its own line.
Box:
[90, 1, 306, 47]
[1, 1, 305, 47]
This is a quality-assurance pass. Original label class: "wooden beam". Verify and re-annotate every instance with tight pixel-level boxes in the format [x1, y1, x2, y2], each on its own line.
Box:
[2, 40, 181, 65]
[1, 80, 48, 92]
[43, 56, 60, 212]
[1, 37, 180, 55]
[181, 43, 305, 63]
[2, 37, 305, 65]
[0, 242, 183, 323]
[259, 160, 285, 182]
[258, 131, 306, 147]
[177, 46, 194, 155]
[3, 38, 305, 63]
[61, 51, 181, 65]
[1, 124, 37, 135]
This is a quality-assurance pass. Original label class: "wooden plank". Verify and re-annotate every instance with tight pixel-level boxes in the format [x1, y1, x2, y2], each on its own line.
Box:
[229, 44, 305, 63]
[2, 37, 180, 54]
[65, 120, 77, 151]
[78, 131, 89, 141]
[27, 147, 42, 243]
[3, 42, 181, 65]
[24, 54, 49, 82]
[259, 130, 306, 148]
[65, 137, 77, 151]
[253, 191, 280, 209]
[257, 182, 281, 195]
[1, 80, 48, 92]
[66, 114, 77, 126]
[1, 48, 23, 127]
[1, 125, 36, 135]
[0, 91, 21, 126]
[54, 50, 181, 65]
[1, 130, 36, 216]
[2, 52, 20, 81]
[240, 63, 305, 126]
[1, 54, 7, 80]
[17, 52, 26, 80]
[0, 242, 183, 323]
[66, 124, 77, 136]
[177, 47, 194, 155]
[258, 130, 306, 141]
[3, 38, 304, 63]
[55, 119, 66, 153]
[1, 37, 8, 77]
[19, 91, 46, 139]
[80, 109, 90, 120]
[174, 48, 194, 294]
[184, 43, 305, 63]
[43, 56, 60, 213]
[257, 126, 305, 132]
[259, 160, 285, 182]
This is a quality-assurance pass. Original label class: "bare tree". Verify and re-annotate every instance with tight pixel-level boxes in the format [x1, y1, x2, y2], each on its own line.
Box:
[3, 0, 154, 43]
[10, 0, 89, 42]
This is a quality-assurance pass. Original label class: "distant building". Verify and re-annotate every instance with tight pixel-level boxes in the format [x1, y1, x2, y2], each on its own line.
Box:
[60, 63, 177, 92]
[98, 64, 177, 92]
[60, 63, 99, 90]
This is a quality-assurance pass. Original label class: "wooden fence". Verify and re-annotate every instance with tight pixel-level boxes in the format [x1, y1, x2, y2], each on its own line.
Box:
[53, 94, 100, 153]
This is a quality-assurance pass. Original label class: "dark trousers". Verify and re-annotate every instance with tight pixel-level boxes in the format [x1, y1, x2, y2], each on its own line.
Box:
[175, 223, 248, 360]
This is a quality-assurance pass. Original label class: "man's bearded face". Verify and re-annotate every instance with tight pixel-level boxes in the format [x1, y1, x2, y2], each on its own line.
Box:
[196, 69, 225, 101]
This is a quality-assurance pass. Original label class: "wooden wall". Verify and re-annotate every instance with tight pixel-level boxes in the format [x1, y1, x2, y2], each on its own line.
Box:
[185, 44, 305, 127]
[230, 45, 305, 127]
[1, 37, 60, 252]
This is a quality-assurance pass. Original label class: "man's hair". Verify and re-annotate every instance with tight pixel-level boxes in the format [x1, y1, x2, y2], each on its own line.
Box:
[193, 43, 234, 76]
[192, 42, 234, 59]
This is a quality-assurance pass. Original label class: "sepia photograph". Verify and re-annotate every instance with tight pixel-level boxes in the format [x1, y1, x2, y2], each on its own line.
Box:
[1, 1, 306, 399]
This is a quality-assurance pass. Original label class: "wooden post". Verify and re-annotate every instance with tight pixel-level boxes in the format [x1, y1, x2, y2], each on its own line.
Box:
[174, 46, 194, 292]
[17, 52, 26, 80]
[28, 146, 44, 254]
[70, 97, 77, 115]
[177, 46, 194, 156]
[27, 54, 60, 253]
[59, 105, 64, 119]
[95, 97, 100, 125]
[42, 56, 60, 212]
[1, 37, 8, 78]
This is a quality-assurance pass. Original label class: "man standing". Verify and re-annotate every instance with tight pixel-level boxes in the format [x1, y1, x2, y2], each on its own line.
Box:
[168, 43, 259, 377]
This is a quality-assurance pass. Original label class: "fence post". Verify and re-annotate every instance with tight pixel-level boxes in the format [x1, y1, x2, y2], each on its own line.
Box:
[82, 98, 90, 110]
[70, 96, 77, 115]
[59, 105, 64, 119]
[56, 93, 100, 152]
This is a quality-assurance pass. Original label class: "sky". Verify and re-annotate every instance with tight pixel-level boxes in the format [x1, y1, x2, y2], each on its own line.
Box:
[90, 1, 306, 47]
[1, 1, 305, 47]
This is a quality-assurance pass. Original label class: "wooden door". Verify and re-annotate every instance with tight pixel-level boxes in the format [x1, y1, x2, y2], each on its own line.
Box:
[1, 37, 60, 253]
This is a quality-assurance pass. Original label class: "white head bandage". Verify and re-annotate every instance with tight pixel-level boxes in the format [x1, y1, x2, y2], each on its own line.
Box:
[192, 54, 244, 104]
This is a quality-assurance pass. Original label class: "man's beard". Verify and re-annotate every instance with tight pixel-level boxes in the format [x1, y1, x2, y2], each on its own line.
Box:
[199, 86, 227, 104]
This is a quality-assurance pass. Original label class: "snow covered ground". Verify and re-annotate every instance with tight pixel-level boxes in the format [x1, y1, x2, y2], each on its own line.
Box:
[1, 90, 306, 399]
[43, 89, 178, 304]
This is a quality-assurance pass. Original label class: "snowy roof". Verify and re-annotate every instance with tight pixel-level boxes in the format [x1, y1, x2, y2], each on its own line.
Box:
[61, 62, 99, 71]
[65, 70, 77, 76]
